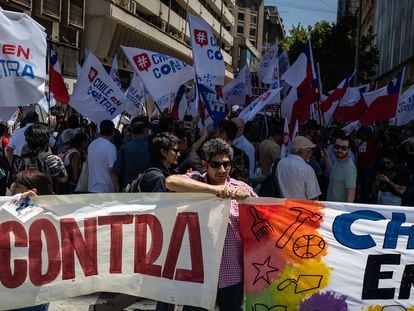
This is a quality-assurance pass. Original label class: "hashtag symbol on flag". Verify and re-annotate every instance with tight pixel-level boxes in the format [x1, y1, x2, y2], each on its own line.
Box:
[133, 53, 151, 71]
[194, 30, 208, 47]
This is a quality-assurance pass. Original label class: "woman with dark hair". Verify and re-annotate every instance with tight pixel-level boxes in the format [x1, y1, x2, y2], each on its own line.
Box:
[60, 132, 89, 194]
[9, 169, 51, 311]
[140, 132, 180, 192]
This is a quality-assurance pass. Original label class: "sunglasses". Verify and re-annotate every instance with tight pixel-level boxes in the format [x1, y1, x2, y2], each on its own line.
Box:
[208, 161, 231, 169]
[334, 144, 349, 151]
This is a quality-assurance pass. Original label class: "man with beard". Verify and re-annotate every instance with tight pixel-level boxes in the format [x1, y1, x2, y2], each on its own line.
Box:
[325, 135, 357, 202]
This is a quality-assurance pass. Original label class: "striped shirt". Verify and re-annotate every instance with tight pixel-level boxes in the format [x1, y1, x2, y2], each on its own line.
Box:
[187, 172, 257, 288]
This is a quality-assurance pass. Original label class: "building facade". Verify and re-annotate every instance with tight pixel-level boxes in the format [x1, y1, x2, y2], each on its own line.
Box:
[0, 0, 236, 91]
[263, 5, 285, 48]
[231, 0, 263, 72]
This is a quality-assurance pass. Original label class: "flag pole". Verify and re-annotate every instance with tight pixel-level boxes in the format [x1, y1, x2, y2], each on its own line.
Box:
[47, 36, 52, 129]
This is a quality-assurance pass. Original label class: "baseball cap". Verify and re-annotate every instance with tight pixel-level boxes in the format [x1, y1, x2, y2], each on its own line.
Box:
[291, 136, 316, 150]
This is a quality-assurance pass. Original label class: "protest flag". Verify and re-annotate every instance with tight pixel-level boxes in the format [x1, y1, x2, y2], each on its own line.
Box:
[333, 84, 369, 122]
[0, 8, 47, 107]
[280, 118, 290, 158]
[395, 85, 414, 126]
[238, 88, 282, 123]
[223, 64, 252, 107]
[171, 84, 188, 120]
[69, 52, 126, 124]
[320, 70, 355, 113]
[360, 68, 405, 126]
[49, 45, 70, 104]
[280, 38, 316, 127]
[109, 55, 122, 89]
[188, 13, 225, 86]
[124, 73, 146, 116]
[121, 46, 194, 102]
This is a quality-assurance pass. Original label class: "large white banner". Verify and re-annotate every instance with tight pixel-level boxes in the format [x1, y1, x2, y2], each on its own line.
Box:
[0, 8, 46, 107]
[0, 193, 229, 310]
[241, 198, 414, 310]
[188, 13, 225, 86]
[69, 53, 126, 124]
[122, 46, 194, 102]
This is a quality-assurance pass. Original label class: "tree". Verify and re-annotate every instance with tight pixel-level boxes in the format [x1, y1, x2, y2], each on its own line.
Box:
[281, 16, 379, 91]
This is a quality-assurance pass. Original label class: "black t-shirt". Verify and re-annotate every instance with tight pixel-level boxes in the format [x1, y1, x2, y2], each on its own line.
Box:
[379, 166, 412, 197]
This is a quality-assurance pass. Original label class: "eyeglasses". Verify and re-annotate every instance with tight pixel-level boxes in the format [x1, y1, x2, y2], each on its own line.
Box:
[334, 144, 349, 151]
[208, 161, 231, 169]
[170, 148, 180, 154]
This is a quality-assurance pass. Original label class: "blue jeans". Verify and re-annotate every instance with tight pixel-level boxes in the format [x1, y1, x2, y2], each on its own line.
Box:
[10, 304, 49, 311]
[156, 282, 243, 311]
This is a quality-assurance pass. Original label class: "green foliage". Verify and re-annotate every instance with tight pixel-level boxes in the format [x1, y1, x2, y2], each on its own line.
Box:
[281, 15, 379, 91]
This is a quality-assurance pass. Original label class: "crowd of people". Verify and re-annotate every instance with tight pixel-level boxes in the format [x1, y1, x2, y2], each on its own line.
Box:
[2, 107, 414, 310]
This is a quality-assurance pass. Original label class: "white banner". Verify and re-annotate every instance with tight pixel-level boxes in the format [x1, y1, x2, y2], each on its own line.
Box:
[241, 198, 414, 310]
[122, 46, 194, 102]
[0, 8, 46, 107]
[0, 193, 229, 310]
[188, 13, 225, 85]
[69, 53, 126, 124]
[395, 85, 414, 126]
[238, 88, 281, 122]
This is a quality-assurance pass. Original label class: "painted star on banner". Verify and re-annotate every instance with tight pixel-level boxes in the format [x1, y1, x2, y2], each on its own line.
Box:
[252, 256, 279, 285]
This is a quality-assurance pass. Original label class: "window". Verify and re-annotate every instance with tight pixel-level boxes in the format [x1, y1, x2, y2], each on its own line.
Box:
[250, 15, 257, 24]
[250, 28, 256, 36]
[237, 25, 244, 34]
[238, 12, 245, 21]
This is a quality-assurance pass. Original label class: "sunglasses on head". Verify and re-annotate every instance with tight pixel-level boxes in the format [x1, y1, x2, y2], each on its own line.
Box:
[334, 144, 349, 151]
[208, 161, 231, 169]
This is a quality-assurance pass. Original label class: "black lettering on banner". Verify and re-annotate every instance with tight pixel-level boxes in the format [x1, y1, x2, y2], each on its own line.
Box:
[399, 264, 414, 299]
[362, 254, 400, 300]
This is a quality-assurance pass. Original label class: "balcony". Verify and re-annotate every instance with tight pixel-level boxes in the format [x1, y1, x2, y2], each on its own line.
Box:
[41, 0, 61, 20]
[9, 0, 32, 9]
[52, 41, 79, 77]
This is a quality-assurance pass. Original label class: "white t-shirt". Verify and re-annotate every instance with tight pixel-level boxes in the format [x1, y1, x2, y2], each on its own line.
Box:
[233, 135, 256, 177]
[87, 136, 117, 193]
[276, 154, 321, 200]
[8, 123, 32, 156]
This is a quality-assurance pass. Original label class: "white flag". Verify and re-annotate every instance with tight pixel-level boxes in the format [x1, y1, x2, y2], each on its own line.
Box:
[280, 118, 290, 158]
[121, 46, 194, 102]
[109, 55, 122, 89]
[238, 88, 282, 123]
[223, 65, 252, 107]
[257, 43, 280, 84]
[37, 93, 56, 113]
[395, 85, 414, 126]
[188, 13, 225, 85]
[69, 52, 126, 124]
[0, 8, 46, 107]
[124, 73, 146, 116]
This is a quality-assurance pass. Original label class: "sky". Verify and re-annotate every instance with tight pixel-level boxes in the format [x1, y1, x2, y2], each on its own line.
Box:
[265, 0, 338, 34]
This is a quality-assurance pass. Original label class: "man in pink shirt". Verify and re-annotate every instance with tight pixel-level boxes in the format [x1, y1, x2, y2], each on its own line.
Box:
[166, 138, 257, 311]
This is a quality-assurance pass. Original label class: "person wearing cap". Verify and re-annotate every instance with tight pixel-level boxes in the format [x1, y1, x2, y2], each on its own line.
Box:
[276, 136, 321, 200]
[325, 135, 357, 202]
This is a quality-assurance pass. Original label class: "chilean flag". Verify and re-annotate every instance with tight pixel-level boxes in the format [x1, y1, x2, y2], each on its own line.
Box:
[360, 68, 405, 126]
[333, 84, 369, 122]
[320, 70, 355, 113]
[171, 84, 188, 120]
[281, 38, 316, 127]
[49, 45, 69, 104]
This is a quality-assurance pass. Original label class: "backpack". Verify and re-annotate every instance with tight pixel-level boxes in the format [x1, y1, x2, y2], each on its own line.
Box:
[258, 159, 281, 197]
[124, 167, 163, 193]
